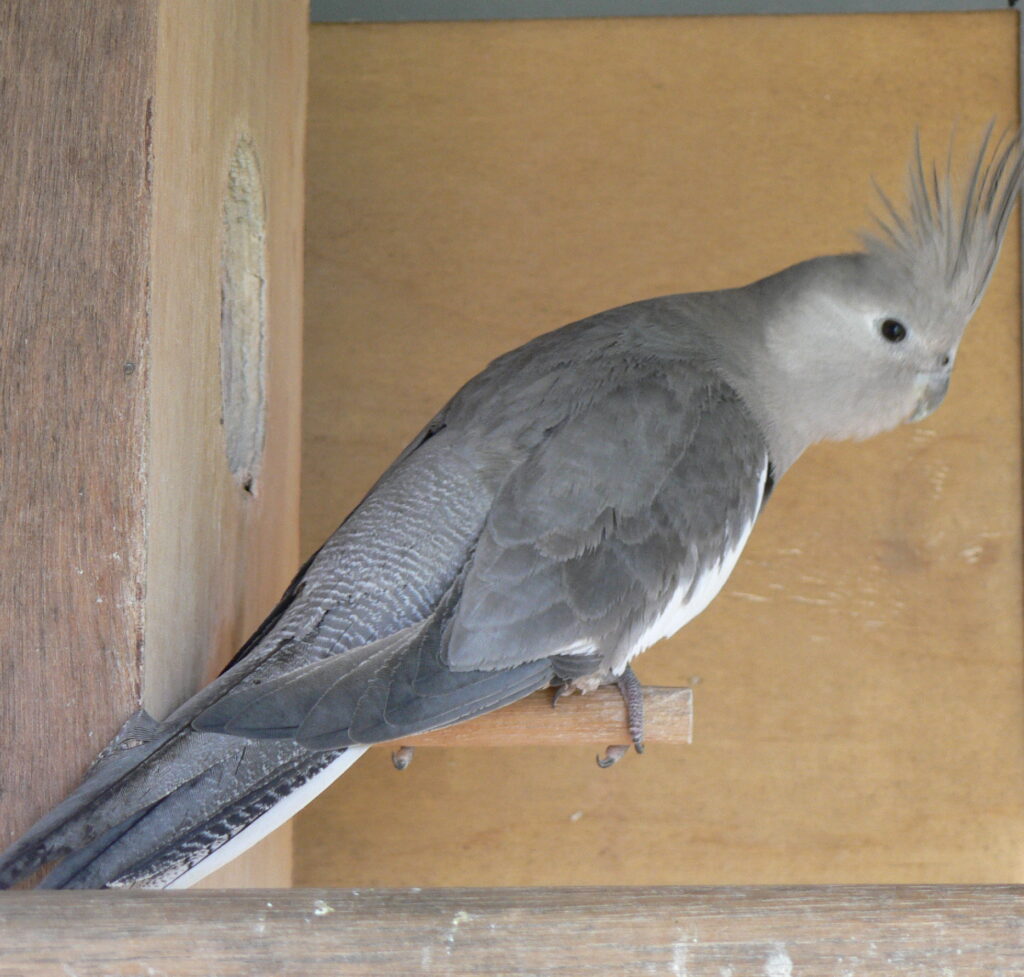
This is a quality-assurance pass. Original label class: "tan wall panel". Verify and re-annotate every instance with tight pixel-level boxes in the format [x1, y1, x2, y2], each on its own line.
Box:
[298, 12, 1022, 885]
[146, 0, 307, 886]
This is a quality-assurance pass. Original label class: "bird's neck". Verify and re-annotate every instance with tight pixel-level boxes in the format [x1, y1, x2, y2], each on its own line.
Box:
[678, 282, 818, 477]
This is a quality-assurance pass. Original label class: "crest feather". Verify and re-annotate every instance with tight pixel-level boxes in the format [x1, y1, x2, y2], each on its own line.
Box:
[861, 125, 1023, 317]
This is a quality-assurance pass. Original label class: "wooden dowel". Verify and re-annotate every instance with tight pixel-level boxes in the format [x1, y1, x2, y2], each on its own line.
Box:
[377, 685, 692, 749]
[1, 886, 1021, 975]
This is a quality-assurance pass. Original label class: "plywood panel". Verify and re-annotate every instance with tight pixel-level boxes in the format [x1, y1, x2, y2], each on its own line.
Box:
[147, 0, 307, 886]
[0, 0, 154, 853]
[298, 12, 1022, 886]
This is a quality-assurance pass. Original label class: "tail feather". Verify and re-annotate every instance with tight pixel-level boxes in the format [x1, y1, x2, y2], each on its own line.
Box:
[36, 807, 158, 889]
[42, 746, 355, 889]
[0, 711, 172, 887]
[1, 576, 553, 888]
[127, 749, 364, 889]
[0, 713, 284, 888]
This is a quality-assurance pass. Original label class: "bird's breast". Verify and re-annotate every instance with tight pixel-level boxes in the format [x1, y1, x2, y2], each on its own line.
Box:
[621, 465, 766, 670]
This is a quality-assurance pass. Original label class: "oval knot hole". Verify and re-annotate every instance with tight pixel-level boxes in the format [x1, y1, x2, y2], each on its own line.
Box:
[220, 136, 267, 494]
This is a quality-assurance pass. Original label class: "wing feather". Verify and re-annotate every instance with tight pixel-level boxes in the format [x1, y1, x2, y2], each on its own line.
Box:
[447, 369, 768, 674]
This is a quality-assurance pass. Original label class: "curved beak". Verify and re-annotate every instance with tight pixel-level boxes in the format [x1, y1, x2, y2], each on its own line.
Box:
[909, 372, 950, 422]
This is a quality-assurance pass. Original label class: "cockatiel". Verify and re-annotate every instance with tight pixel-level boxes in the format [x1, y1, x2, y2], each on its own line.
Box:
[1, 127, 1021, 889]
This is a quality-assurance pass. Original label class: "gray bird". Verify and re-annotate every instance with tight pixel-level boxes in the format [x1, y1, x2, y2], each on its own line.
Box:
[1, 128, 1020, 889]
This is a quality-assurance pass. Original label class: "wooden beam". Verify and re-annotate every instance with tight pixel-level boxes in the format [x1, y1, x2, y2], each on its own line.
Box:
[380, 686, 692, 749]
[0, 0, 155, 855]
[0, 0, 307, 889]
[1, 886, 1021, 975]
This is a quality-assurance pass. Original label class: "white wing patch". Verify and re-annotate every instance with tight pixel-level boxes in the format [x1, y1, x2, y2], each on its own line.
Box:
[628, 462, 767, 665]
[548, 638, 598, 657]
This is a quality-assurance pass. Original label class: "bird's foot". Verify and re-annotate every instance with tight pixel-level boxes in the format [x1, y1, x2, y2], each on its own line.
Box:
[552, 669, 645, 767]
[592, 666, 647, 768]
[551, 682, 575, 708]
[615, 665, 645, 754]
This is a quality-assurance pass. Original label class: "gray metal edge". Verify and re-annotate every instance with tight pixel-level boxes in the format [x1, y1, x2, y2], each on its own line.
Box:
[311, 0, 1011, 23]
[1019, 9, 1024, 517]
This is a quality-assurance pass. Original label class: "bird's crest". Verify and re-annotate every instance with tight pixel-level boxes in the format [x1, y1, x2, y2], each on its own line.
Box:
[861, 125, 1023, 319]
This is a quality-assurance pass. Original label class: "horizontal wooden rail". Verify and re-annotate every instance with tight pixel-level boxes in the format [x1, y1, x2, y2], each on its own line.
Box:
[379, 685, 692, 749]
[1, 886, 1021, 975]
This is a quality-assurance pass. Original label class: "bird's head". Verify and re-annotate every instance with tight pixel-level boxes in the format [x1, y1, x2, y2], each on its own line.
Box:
[754, 126, 1022, 455]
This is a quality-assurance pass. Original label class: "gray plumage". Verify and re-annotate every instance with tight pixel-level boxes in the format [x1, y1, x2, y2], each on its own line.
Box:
[1, 128, 1020, 888]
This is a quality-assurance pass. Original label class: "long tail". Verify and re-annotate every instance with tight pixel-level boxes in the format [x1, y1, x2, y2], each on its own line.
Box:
[1, 554, 557, 888]
[0, 705, 359, 888]
[41, 745, 365, 889]
[0, 708, 366, 889]
[0, 621, 552, 887]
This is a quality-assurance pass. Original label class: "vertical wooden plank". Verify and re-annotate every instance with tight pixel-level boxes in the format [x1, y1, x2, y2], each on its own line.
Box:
[146, 0, 307, 886]
[0, 1, 156, 849]
[0, 0, 306, 890]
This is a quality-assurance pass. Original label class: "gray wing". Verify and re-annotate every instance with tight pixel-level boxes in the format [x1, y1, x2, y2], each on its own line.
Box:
[194, 367, 769, 746]
[448, 370, 769, 674]
[0, 428, 515, 888]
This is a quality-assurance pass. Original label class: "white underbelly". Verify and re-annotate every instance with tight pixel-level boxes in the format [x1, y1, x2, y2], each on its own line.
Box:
[630, 464, 765, 661]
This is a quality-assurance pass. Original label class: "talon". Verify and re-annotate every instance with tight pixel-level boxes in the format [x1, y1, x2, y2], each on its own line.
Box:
[596, 745, 630, 768]
[551, 684, 573, 709]
[391, 746, 414, 770]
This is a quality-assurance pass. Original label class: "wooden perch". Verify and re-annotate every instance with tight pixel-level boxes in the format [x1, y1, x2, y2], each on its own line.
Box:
[377, 685, 692, 749]
[1, 886, 1021, 975]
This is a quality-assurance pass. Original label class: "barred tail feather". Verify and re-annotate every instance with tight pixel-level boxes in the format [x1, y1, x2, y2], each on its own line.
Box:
[42, 748, 364, 889]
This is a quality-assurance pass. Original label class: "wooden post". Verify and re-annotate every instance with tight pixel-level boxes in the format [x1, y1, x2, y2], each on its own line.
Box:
[0, 0, 307, 887]
[1, 886, 1021, 975]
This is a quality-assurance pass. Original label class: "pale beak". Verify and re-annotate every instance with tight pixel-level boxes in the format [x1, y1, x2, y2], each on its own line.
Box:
[909, 372, 950, 422]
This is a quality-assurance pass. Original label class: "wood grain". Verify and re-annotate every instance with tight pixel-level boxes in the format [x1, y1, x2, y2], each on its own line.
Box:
[0, 0, 307, 889]
[382, 686, 692, 748]
[298, 12, 1023, 888]
[146, 0, 308, 887]
[0, 0, 155, 852]
[1, 886, 1022, 975]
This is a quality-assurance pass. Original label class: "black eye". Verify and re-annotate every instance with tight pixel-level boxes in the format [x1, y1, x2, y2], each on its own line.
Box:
[880, 319, 907, 343]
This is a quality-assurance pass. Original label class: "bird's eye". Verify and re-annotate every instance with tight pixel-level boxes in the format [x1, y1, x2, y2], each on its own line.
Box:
[880, 319, 907, 343]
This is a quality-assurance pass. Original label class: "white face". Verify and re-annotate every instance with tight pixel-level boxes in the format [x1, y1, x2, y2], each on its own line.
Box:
[858, 308, 958, 423]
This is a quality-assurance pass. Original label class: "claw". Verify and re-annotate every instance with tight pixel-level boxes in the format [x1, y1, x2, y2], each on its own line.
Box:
[596, 744, 630, 768]
[551, 684, 573, 708]
[391, 746, 415, 770]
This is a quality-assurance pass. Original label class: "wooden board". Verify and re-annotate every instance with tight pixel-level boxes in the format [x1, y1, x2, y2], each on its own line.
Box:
[383, 686, 692, 748]
[146, 0, 307, 887]
[297, 11, 1023, 886]
[0, 0, 155, 857]
[0, 0, 306, 889]
[2, 886, 1023, 975]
